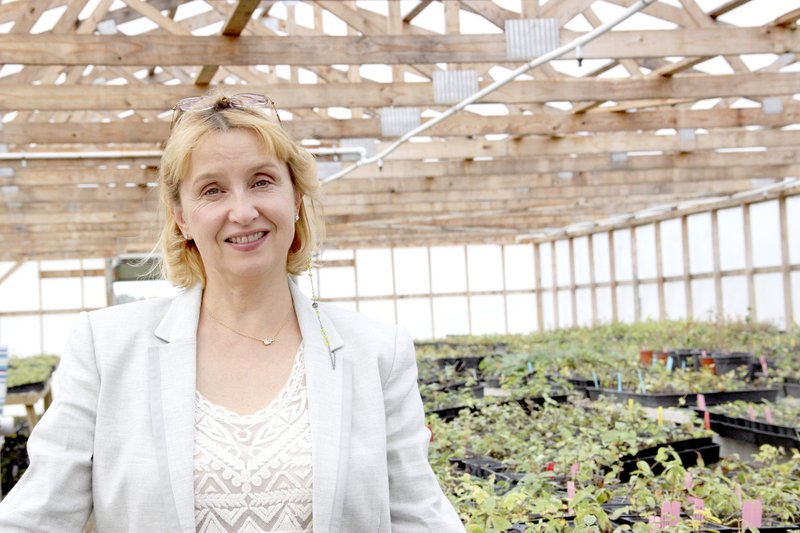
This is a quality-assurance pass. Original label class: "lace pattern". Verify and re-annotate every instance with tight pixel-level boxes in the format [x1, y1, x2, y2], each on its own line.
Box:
[194, 347, 313, 532]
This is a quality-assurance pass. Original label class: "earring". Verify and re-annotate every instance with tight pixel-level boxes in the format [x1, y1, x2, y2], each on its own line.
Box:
[183, 233, 191, 240]
[295, 214, 300, 222]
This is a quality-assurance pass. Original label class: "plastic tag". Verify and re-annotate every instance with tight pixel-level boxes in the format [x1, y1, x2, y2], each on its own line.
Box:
[637, 369, 646, 394]
[696, 393, 706, 411]
[570, 463, 579, 479]
[764, 406, 774, 424]
[527, 361, 534, 373]
[704, 411, 711, 430]
[692, 498, 705, 522]
[747, 405, 756, 421]
[567, 480, 576, 500]
[617, 372, 623, 392]
[742, 499, 762, 528]
[735, 483, 743, 507]
[661, 501, 680, 528]
[667, 356, 674, 371]
[759, 356, 768, 376]
[657, 406, 664, 426]
[684, 471, 693, 490]
[592, 370, 600, 388]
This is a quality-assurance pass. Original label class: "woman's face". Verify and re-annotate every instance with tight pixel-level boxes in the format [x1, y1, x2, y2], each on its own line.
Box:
[173, 128, 300, 287]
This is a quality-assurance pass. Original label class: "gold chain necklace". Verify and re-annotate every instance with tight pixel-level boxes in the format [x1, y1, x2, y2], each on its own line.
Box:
[204, 305, 293, 346]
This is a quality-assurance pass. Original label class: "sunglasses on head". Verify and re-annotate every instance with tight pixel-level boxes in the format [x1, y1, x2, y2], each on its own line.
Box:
[170, 93, 282, 130]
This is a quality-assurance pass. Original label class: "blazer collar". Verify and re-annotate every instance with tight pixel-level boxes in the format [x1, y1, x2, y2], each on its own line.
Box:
[149, 279, 349, 532]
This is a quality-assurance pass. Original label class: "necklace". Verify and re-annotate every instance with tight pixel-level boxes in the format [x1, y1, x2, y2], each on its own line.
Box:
[204, 305, 294, 346]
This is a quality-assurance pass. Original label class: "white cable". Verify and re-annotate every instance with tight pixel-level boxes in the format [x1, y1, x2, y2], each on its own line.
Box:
[321, 0, 657, 184]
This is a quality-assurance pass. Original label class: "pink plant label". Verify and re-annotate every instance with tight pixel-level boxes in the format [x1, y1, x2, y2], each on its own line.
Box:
[764, 406, 774, 424]
[692, 498, 705, 522]
[684, 471, 693, 490]
[742, 499, 762, 528]
[567, 481, 576, 500]
[649, 516, 660, 533]
[747, 405, 757, 421]
[570, 463, 579, 479]
[759, 355, 768, 376]
[661, 501, 680, 527]
[704, 410, 711, 430]
[697, 393, 706, 411]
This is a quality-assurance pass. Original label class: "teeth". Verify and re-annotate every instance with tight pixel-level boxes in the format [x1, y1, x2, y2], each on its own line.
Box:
[228, 231, 265, 244]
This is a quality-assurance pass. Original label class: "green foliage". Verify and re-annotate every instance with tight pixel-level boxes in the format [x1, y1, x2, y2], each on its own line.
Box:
[7, 354, 59, 388]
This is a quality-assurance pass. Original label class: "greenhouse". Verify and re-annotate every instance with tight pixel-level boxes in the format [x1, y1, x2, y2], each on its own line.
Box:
[0, 0, 798, 531]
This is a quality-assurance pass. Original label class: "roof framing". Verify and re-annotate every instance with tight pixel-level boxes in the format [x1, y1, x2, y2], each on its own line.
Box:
[0, 0, 798, 260]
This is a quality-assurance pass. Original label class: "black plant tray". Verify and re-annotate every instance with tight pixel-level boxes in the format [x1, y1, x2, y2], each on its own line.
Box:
[430, 393, 569, 422]
[614, 515, 797, 532]
[449, 455, 526, 484]
[6, 381, 48, 395]
[618, 437, 720, 482]
[586, 387, 780, 407]
[433, 355, 485, 373]
[697, 410, 800, 450]
[785, 378, 800, 398]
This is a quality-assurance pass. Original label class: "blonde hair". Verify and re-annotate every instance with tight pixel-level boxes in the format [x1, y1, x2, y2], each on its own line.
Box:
[156, 91, 324, 288]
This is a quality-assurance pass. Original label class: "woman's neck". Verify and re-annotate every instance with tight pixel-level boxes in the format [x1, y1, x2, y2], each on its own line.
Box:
[201, 274, 294, 326]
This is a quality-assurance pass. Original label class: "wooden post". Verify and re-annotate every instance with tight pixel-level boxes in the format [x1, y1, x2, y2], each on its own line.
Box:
[464, 245, 472, 335]
[743, 204, 757, 322]
[631, 226, 641, 322]
[779, 196, 794, 328]
[551, 242, 559, 329]
[390, 247, 398, 325]
[353, 251, 360, 312]
[534, 242, 544, 332]
[711, 209, 723, 322]
[609, 231, 619, 322]
[500, 245, 509, 334]
[655, 221, 666, 320]
[569, 237, 578, 327]
[427, 246, 435, 337]
[588, 233, 598, 326]
[681, 215, 693, 319]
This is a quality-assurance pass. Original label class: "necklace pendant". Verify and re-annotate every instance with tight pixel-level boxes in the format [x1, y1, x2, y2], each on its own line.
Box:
[263, 338, 275, 346]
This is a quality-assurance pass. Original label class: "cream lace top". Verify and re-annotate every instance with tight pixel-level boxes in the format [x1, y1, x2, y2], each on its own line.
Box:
[194, 346, 313, 533]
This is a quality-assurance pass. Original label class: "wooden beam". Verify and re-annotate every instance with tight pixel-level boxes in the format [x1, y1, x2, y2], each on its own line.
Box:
[3, 71, 798, 111]
[5, 103, 800, 144]
[193, 0, 261, 85]
[0, 27, 795, 66]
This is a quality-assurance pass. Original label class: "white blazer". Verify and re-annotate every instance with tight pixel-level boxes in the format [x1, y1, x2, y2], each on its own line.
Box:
[0, 280, 464, 532]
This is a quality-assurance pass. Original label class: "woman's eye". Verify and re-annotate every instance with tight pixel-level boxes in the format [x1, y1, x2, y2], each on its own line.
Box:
[254, 178, 272, 187]
[202, 186, 221, 197]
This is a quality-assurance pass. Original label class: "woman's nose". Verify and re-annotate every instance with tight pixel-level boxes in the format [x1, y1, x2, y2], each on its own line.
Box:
[227, 192, 258, 224]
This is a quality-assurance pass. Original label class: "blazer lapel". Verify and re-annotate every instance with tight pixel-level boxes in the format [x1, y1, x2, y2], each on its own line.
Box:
[290, 280, 349, 532]
[150, 285, 202, 533]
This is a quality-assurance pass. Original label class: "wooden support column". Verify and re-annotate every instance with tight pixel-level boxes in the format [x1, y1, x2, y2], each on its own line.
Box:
[500, 245, 509, 335]
[588, 233, 598, 326]
[711, 209, 723, 322]
[631, 226, 641, 322]
[779, 195, 794, 327]
[681, 215, 694, 319]
[464, 245, 473, 335]
[427, 246, 435, 337]
[569, 237, 578, 327]
[655, 221, 666, 320]
[551, 242, 559, 329]
[390, 247, 398, 325]
[743, 204, 757, 322]
[104, 258, 114, 307]
[609, 231, 619, 322]
[352, 251, 360, 312]
[534, 242, 544, 332]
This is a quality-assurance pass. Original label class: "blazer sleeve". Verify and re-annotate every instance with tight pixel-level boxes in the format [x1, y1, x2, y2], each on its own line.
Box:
[384, 325, 465, 532]
[0, 312, 96, 532]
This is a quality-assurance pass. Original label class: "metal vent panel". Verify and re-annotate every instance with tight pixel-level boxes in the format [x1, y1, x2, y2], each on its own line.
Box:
[505, 18, 560, 59]
[433, 70, 479, 104]
[380, 107, 421, 137]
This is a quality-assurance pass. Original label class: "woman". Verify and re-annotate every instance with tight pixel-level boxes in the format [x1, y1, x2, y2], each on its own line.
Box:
[0, 92, 464, 532]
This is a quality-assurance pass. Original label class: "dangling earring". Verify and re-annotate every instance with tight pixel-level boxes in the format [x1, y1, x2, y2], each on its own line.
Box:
[295, 214, 300, 222]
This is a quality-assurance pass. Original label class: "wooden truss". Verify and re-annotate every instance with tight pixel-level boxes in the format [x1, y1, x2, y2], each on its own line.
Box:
[0, 0, 798, 260]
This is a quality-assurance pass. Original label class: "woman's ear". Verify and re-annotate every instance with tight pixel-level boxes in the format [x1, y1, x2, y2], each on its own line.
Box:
[173, 205, 188, 236]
